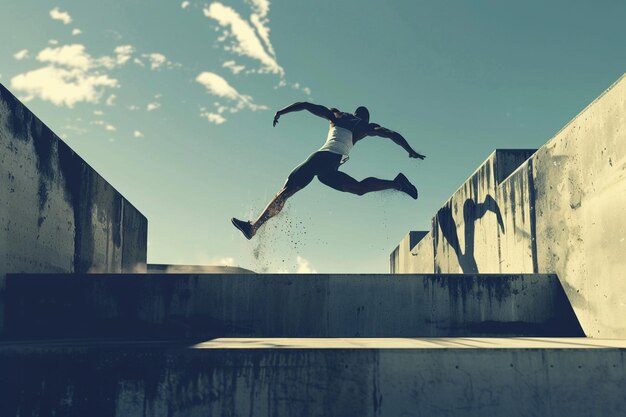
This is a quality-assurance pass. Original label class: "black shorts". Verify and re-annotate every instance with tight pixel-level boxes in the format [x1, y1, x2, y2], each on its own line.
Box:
[285, 151, 342, 188]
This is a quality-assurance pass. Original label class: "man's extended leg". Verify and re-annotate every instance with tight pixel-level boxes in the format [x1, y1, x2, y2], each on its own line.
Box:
[232, 152, 323, 239]
[318, 170, 417, 198]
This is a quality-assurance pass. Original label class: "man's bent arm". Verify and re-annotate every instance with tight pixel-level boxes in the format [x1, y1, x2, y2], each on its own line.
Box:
[274, 102, 334, 124]
[369, 124, 426, 159]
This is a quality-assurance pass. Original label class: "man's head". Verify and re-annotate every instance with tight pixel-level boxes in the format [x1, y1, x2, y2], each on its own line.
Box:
[355, 106, 370, 122]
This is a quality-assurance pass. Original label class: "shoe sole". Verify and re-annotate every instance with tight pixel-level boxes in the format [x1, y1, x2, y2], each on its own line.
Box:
[396, 174, 418, 200]
[231, 218, 253, 240]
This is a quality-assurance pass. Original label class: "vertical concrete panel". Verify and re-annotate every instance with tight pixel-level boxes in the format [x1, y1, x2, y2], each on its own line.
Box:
[533, 74, 626, 337]
[122, 200, 148, 273]
[431, 151, 534, 274]
[390, 231, 433, 273]
[495, 162, 536, 273]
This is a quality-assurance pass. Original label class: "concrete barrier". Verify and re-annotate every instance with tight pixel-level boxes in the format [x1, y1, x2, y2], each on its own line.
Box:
[0, 84, 148, 332]
[1, 338, 624, 417]
[2, 273, 583, 339]
[392, 74, 626, 337]
[389, 231, 432, 273]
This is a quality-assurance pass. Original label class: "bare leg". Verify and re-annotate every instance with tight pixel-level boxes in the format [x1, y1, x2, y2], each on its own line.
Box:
[251, 184, 301, 234]
[318, 170, 403, 196]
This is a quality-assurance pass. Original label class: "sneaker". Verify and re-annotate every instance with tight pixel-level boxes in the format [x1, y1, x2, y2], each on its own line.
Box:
[395, 173, 418, 199]
[231, 217, 255, 240]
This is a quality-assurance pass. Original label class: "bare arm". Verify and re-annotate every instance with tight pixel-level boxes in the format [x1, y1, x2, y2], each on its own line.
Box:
[367, 123, 426, 159]
[273, 102, 335, 126]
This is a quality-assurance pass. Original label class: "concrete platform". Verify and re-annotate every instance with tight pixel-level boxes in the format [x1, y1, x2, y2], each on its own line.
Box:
[1, 337, 624, 417]
[3, 273, 583, 339]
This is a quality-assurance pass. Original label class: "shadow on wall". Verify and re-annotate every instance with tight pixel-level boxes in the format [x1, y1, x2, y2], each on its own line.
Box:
[437, 195, 504, 273]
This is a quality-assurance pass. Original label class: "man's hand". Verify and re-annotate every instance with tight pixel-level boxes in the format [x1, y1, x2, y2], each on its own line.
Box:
[272, 111, 281, 127]
[409, 150, 426, 160]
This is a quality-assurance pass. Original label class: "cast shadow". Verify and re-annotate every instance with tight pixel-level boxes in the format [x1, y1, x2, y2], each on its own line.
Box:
[436, 195, 504, 273]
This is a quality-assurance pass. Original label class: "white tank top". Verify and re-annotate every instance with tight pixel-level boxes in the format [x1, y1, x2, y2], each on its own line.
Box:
[318, 125, 353, 163]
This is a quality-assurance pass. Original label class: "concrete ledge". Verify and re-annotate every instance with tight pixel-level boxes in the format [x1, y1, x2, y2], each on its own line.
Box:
[0, 339, 624, 417]
[3, 273, 583, 339]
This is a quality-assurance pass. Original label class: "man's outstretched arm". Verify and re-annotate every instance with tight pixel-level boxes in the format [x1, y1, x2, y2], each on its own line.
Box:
[368, 124, 426, 159]
[273, 102, 335, 126]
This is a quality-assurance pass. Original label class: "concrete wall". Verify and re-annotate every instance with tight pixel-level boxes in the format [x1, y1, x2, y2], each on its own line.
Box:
[392, 73, 626, 337]
[0, 84, 148, 331]
[1, 343, 624, 417]
[532, 74, 626, 338]
[389, 231, 433, 273]
[3, 273, 583, 339]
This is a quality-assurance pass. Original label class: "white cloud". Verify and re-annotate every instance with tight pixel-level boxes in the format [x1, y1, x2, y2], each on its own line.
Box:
[72, 28, 82, 36]
[195, 71, 267, 113]
[147, 53, 166, 70]
[114, 45, 135, 65]
[223, 60, 245, 75]
[201, 111, 226, 125]
[133, 58, 145, 67]
[93, 110, 104, 115]
[36, 44, 91, 70]
[203, 2, 282, 75]
[147, 102, 161, 111]
[128, 104, 140, 111]
[250, 12, 275, 58]
[106, 94, 116, 106]
[13, 49, 29, 60]
[48, 39, 59, 45]
[133, 130, 144, 138]
[248, 0, 270, 18]
[105, 124, 116, 131]
[296, 256, 316, 273]
[181, 1, 190, 9]
[10, 66, 118, 108]
[50, 7, 72, 25]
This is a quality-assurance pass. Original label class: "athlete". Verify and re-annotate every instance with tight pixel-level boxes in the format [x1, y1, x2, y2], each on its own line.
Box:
[231, 102, 425, 239]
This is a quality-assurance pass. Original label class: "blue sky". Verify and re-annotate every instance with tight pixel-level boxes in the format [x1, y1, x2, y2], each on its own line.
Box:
[1, 1, 625, 273]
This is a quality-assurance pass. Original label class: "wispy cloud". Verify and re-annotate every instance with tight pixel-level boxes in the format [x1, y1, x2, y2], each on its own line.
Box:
[181, 1, 190, 9]
[50, 7, 72, 25]
[222, 60, 245, 75]
[196, 71, 268, 118]
[11, 66, 118, 108]
[200, 111, 226, 125]
[133, 130, 144, 138]
[13, 49, 29, 61]
[114, 45, 134, 65]
[72, 28, 82, 36]
[145, 53, 166, 70]
[203, 2, 283, 75]
[36, 44, 92, 70]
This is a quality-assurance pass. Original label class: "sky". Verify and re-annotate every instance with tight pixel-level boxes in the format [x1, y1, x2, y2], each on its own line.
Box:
[1, 1, 626, 273]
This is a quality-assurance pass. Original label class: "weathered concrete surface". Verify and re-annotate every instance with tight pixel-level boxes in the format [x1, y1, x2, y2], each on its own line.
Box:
[393, 74, 626, 337]
[0, 84, 148, 332]
[1, 339, 624, 417]
[389, 231, 433, 273]
[2, 273, 583, 339]
[532, 75, 626, 338]
[433, 149, 536, 274]
[391, 150, 535, 274]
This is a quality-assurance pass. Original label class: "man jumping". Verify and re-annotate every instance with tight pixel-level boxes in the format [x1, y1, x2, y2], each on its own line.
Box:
[231, 102, 425, 240]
